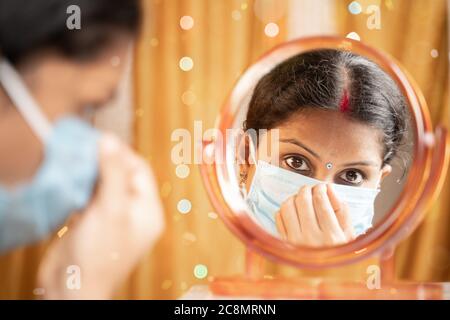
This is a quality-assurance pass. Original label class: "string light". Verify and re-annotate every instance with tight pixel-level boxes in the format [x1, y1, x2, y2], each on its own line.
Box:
[431, 49, 439, 58]
[179, 56, 194, 71]
[346, 31, 361, 41]
[177, 199, 192, 214]
[194, 264, 208, 279]
[348, 1, 362, 15]
[180, 15, 194, 30]
[231, 10, 242, 21]
[175, 164, 190, 178]
[161, 280, 173, 290]
[150, 38, 159, 47]
[208, 212, 218, 219]
[181, 90, 196, 106]
[264, 22, 279, 37]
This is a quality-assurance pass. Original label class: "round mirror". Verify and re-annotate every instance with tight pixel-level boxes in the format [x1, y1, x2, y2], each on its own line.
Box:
[200, 36, 448, 268]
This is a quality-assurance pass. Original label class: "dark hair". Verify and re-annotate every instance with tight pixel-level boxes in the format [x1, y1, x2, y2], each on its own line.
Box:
[244, 49, 408, 165]
[0, 0, 141, 65]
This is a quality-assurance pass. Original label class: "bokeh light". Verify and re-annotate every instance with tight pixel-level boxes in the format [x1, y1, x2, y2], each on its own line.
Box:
[179, 56, 194, 71]
[231, 10, 242, 21]
[181, 90, 196, 106]
[348, 1, 362, 15]
[175, 164, 190, 179]
[183, 232, 197, 243]
[264, 22, 279, 38]
[161, 280, 173, 290]
[150, 38, 159, 47]
[208, 212, 218, 219]
[177, 199, 192, 214]
[57, 226, 68, 238]
[385, 0, 394, 11]
[193, 264, 208, 279]
[346, 31, 361, 41]
[180, 15, 194, 30]
[135, 108, 144, 117]
[33, 288, 45, 296]
[430, 49, 439, 58]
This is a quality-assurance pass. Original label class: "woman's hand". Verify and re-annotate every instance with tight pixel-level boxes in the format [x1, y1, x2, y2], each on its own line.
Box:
[37, 134, 165, 299]
[274, 184, 354, 247]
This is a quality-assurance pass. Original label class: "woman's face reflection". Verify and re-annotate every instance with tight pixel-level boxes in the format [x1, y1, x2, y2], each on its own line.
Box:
[240, 108, 393, 247]
[236, 49, 408, 247]
[244, 108, 392, 191]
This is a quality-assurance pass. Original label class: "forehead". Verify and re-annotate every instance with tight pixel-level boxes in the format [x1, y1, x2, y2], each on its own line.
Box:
[273, 109, 384, 164]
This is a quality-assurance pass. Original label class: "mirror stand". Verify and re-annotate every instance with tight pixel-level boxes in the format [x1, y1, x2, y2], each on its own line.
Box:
[208, 248, 448, 299]
[196, 36, 450, 300]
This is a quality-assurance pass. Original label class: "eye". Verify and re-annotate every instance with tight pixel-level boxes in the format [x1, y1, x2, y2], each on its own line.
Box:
[284, 155, 311, 173]
[338, 170, 365, 186]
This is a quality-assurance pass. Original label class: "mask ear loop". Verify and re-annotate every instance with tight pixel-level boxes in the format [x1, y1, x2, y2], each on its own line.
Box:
[0, 59, 52, 142]
[247, 132, 258, 165]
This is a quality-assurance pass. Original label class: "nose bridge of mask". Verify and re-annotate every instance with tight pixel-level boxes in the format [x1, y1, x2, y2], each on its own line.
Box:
[0, 59, 52, 143]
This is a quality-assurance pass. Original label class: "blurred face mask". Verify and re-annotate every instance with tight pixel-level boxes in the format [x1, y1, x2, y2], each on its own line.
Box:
[0, 59, 99, 253]
[246, 160, 380, 238]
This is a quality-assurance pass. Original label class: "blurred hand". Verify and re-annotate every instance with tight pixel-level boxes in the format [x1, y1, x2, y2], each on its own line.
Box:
[275, 184, 354, 247]
[38, 134, 165, 299]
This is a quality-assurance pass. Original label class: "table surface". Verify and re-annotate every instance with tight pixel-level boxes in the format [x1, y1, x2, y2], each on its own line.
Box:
[179, 285, 263, 300]
[179, 283, 450, 300]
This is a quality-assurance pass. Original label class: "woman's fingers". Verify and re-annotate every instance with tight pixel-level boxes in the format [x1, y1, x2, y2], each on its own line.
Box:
[95, 134, 128, 211]
[326, 183, 341, 213]
[98, 134, 145, 199]
[338, 202, 354, 241]
[294, 186, 321, 243]
[275, 211, 287, 240]
[327, 184, 354, 241]
[96, 133, 164, 240]
[276, 184, 353, 246]
[279, 196, 303, 244]
[312, 184, 346, 244]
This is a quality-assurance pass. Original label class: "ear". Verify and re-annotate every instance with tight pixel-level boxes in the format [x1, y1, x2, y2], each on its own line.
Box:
[380, 164, 392, 182]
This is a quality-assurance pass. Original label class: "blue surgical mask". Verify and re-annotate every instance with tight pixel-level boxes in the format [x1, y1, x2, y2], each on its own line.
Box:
[246, 160, 380, 238]
[0, 59, 99, 253]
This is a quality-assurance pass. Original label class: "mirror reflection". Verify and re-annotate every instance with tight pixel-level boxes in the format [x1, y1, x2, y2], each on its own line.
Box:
[232, 48, 412, 247]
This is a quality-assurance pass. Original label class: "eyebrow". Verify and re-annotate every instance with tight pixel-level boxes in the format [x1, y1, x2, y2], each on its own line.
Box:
[341, 161, 379, 167]
[279, 138, 321, 159]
